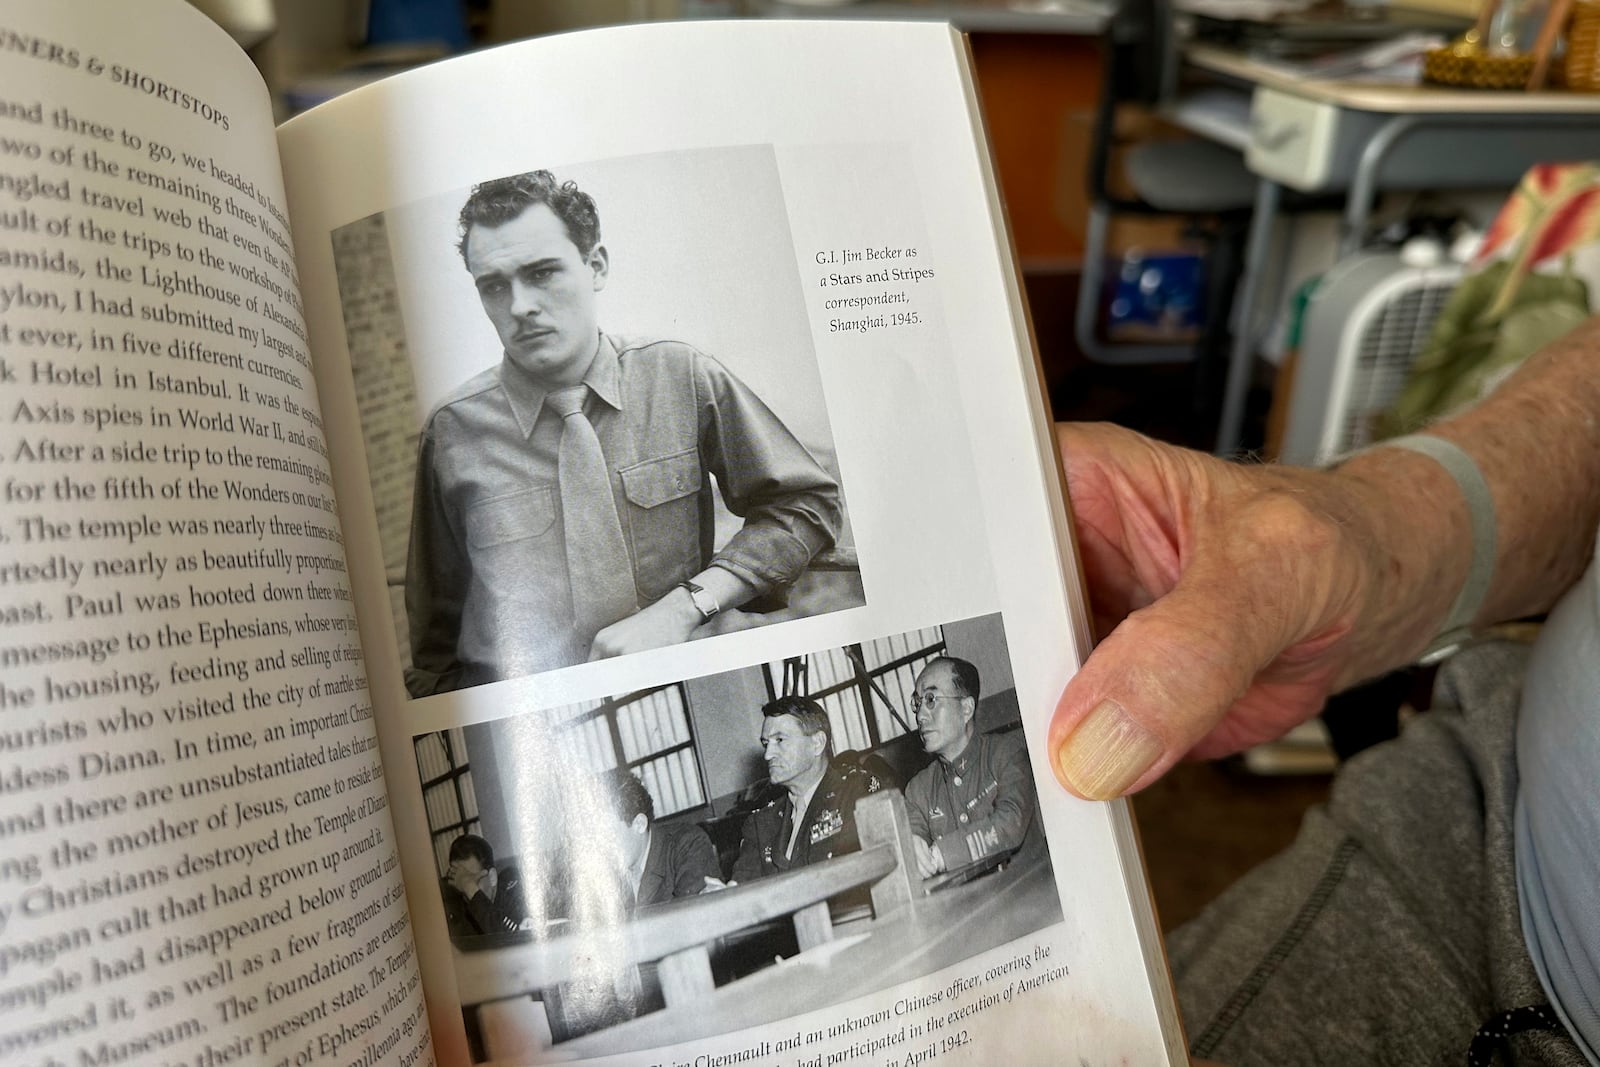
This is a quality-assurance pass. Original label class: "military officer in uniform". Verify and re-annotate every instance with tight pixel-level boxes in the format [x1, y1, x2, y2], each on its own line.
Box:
[731, 695, 886, 882]
[904, 655, 1044, 878]
[440, 833, 530, 938]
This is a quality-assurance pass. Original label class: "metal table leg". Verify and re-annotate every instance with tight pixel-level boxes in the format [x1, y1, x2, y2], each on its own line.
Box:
[1340, 113, 1424, 257]
[1214, 176, 1280, 456]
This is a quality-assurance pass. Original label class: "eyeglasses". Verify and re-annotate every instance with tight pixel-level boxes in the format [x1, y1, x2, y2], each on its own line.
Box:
[909, 690, 960, 714]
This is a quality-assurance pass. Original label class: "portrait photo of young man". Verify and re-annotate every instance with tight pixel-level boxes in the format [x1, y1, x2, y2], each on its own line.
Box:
[330, 147, 863, 697]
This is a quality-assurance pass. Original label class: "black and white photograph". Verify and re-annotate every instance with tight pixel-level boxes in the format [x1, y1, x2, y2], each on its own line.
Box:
[411, 613, 1060, 1062]
[329, 146, 862, 698]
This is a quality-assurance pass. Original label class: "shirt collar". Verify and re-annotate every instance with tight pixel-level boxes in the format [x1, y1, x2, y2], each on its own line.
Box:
[500, 331, 622, 439]
[940, 730, 979, 771]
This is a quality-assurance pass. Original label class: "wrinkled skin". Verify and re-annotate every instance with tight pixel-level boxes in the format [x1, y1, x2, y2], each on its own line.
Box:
[1048, 423, 1379, 798]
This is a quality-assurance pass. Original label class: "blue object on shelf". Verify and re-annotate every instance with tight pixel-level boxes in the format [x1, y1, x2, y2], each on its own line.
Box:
[1105, 250, 1205, 337]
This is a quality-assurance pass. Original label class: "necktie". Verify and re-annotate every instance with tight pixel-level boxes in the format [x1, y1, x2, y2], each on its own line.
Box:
[545, 385, 639, 641]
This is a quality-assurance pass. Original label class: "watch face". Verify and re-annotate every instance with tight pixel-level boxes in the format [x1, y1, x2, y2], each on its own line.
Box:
[682, 581, 718, 619]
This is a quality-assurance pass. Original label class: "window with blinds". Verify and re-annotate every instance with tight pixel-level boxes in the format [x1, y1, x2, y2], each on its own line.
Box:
[766, 626, 945, 753]
[413, 682, 709, 875]
[559, 683, 706, 818]
[415, 727, 480, 876]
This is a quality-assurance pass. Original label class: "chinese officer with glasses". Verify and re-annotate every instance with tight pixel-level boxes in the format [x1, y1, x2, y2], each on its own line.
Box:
[904, 655, 1045, 878]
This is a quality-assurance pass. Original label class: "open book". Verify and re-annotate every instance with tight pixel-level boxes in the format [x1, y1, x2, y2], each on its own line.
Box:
[0, 2, 1184, 1063]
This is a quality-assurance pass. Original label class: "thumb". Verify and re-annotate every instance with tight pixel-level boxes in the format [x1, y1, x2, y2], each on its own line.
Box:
[1047, 575, 1289, 801]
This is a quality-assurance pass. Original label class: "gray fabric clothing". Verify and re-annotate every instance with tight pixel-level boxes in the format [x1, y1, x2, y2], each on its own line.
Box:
[904, 729, 1044, 869]
[1169, 641, 1587, 1066]
[1517, 555, 1600, 1065]
[405, 333, 842, 694]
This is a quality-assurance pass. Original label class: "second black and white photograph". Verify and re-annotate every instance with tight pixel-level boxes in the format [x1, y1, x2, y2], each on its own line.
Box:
[411, 612, 1060, 1062]
[330, 145, 862, 698]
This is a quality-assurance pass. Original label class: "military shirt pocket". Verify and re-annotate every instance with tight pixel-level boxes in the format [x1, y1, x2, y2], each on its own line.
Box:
[619, 448, 702, 601]
[464, 486, 557, 549]
[620, 448, 701, 508]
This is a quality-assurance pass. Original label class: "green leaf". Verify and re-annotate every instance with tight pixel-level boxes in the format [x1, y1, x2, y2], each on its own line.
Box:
[1381, 268, 1590, 437]
[1432, 298, 1591, 416]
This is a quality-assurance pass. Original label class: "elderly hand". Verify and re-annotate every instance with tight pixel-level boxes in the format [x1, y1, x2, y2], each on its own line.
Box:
[1046, 423, 1395, 801]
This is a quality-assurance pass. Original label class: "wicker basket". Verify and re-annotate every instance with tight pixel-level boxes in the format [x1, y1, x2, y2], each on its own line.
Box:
[1565, 0, 1600, 90]
[1422, 46, 1537, 88]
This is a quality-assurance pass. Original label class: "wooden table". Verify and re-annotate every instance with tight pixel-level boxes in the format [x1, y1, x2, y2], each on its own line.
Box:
[550, 858, 1061, 1059]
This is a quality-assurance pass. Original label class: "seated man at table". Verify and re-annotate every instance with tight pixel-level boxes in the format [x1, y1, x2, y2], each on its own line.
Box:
[441, 833, 529, 938]
[599, 768, 724, 906]
[532, 770, 727, 1036]
[904, 656, 1044, 879]
[731, 696, 888, 882]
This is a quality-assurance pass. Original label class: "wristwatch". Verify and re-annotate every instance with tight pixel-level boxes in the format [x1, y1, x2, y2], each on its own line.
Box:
[678, 580, 721, 621]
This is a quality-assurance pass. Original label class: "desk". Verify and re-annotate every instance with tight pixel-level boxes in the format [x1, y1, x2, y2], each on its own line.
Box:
[452, 790, 1063, 1061]
[1179, 46, 1600, 453]
[749, 0, 1112, 34]
[551, 859, 1061, 1059]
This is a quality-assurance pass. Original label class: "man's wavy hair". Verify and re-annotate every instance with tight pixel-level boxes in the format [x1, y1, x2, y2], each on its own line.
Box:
[457, 170, 601, 264]
[762, 695, 834, 757]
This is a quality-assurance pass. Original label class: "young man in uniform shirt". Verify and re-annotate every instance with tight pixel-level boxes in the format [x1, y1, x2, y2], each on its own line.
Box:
[406, 171, 843, 695]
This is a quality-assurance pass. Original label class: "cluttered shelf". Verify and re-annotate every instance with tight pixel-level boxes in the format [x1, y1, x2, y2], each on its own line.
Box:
[1160, 0, 1600, 453]
[1183, 39, 1600, 108]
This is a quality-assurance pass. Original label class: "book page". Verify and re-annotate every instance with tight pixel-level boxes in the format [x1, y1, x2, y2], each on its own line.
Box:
[0, 2, 430, 1064]
[279, 19, 1180, 1067]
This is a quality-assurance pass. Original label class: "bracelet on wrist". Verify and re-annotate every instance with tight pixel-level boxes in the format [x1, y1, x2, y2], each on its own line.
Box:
[1367, 433, 1496, 664]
